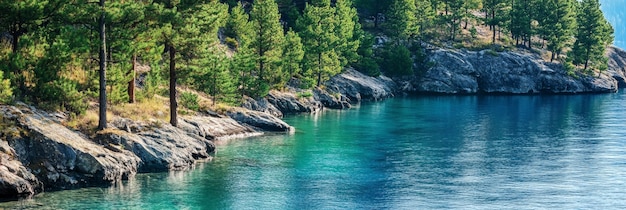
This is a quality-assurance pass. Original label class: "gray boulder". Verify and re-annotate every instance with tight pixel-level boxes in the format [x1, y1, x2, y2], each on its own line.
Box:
[313, 88, 351, 109]
[325, 68, 397, 102]
[227, 109, 294, 132]
[107, 118, 220, 172]
[266, 90, 321, 114]
[0, 141, 42, 197]
[1, 105, 140, 191]
[241, 96, 283, 118]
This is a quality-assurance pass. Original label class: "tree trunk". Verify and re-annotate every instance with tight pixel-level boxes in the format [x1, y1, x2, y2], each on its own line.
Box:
[317, 53, 322, 87]
[11, 33, 19, 54]
[551, 51, 556, 62]
[98, 0, 107, 131]
[169, 45, 178, 127]
[128, 54, 136, 103]
[491, 10, 496, 44]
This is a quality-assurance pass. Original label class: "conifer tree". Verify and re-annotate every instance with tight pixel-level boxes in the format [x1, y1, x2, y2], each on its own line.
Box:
[249, 0, 284, 97]
[282, 29, 305, 80]
[297, 0, 341, 87]
[386, 0, 419, 42]
[483, 0, 507, 43]
[544, 0, 576, 62]
[97, 0, 107, 130]
[153, 0, 227, 127]
[415, 0, 435, 38]
[334, 0, 361, 67]
[570, 0, 614, 71]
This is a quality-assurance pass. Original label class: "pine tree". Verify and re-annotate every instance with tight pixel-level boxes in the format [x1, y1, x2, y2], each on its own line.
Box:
[153, 0, 227, 126]
[483, 0, 508, 44]
[570, 0, 614, 71]
[297, 1, 341, 87]
[386, 0, 419, 42]
[334, 0, 361, 67]
[224, 3, 252, 49]
[544, 0, 576, 62]
[282, 29, 305, 80]
[97, 0, 107, 130]
[249, 0, 284, 96]
[461, 0, 481, 30]
[415, 0, 435, 38]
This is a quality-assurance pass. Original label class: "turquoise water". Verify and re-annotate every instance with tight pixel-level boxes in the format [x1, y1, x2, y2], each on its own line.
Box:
[3, 92, 626, 209]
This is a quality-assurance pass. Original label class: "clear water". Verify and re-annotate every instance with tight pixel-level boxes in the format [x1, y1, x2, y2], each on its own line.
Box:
[3, 92, 626, 209]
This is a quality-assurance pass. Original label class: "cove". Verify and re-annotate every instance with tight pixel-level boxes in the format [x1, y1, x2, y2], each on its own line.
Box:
[3, 92, 626, 209]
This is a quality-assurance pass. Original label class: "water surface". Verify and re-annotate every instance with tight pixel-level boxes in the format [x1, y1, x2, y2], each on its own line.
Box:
[3, 92, 626, 209]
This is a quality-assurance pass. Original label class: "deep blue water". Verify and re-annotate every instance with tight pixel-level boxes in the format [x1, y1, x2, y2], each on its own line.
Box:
[3, 92, 626, 209]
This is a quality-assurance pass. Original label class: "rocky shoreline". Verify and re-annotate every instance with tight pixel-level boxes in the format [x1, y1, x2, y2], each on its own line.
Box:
[1, 46, 625, 199]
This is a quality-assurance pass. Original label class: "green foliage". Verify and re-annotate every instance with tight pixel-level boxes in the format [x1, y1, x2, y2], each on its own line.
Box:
[282, 30, 305, 80]
[570, 0, 614, 70]
[385, 0, 418, 41]
[225, 4, 252, 50]
[249, 0, 285, 88]
[0, 71, 13, 104]
[378, 44, 413, 77]
[296, 91, 313, 99]
[297, 1, 342, 87]
[544, 0, 577, 62]
[180, 92, 199, 111]
[193, 48, 237, 105]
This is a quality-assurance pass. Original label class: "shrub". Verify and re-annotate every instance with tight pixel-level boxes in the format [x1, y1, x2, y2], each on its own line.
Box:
[378, 44, 414, 77]
[0, 71, 13, 104]
[180, 92, 199, 111]
[296, 91, 313, 99]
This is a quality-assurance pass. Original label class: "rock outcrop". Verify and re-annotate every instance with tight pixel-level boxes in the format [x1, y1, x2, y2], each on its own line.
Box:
[607, 46, 626, 87]
[227, 109, 294, 132]
[0, 141, 42, 197]
[0, 105, 140, 193]
[241, 96, 284, 118]
[403, 48, 620, 94]
[0, 103, 284, 198]
[313, 88, 351, 109]
[266, 91, 322, 114]
[325, 68, 397, 102]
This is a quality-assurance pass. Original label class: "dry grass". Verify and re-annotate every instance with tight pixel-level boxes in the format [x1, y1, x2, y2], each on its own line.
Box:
[65, 109, 99, 134]
[109, 96, 169, 122]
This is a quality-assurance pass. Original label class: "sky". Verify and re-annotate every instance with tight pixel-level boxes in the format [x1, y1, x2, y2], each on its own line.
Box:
[600, 0, 626, 49]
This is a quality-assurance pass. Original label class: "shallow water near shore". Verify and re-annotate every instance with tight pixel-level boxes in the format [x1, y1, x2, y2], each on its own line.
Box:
[3, 92, 626, 209]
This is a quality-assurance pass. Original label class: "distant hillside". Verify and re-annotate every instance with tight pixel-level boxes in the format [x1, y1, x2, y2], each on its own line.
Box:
[601, 0, 626, 49]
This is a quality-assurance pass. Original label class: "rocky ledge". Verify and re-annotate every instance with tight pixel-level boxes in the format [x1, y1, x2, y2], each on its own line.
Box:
[244, 68, 398, 116]
[401, 46, 626, 94]
[0, 103, 291, 199]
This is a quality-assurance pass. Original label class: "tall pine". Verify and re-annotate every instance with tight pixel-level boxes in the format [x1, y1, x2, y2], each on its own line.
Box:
[297, 0, 341, 87]
[570, 0, 614, 71]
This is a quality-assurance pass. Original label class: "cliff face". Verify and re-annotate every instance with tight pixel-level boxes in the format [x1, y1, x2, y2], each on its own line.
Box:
[402, 47, 626, 94]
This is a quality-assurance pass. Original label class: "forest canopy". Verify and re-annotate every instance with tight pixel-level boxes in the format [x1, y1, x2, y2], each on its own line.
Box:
[0, 0, 614, 128]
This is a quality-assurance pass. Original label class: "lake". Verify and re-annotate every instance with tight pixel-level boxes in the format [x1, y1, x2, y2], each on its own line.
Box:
[3, 92, 626, 209]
